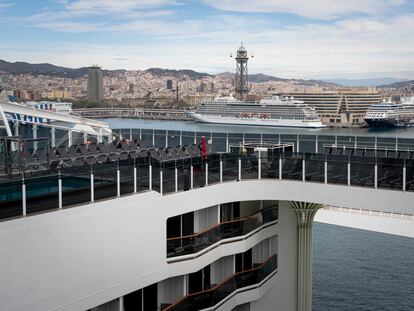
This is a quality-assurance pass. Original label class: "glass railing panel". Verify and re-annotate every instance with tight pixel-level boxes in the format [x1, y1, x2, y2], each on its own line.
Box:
[151, 162, 161, 193]
[262, 134, 278, 145]
[0, 180, 23, 219]
[281, 152, 302, 180]
[350, 156, 375, 188]
[260, 153, 279, 179]
[397, 138, 414, 151]
[163, 254, 277, 311]
[154, 130, 167, 148]
[162, 163, 176, 194]
[405, 160, 414, 192]
[228, 133, 243, 152]
[222, 154, 239, 182]
[298, 135, 316, 153]
[377, 137, 397, 150]
[336, 135, 356, 149]
[356, 136, 375, 149]
[279, 134, 297, 148]
[131, 128, 141, 140]
[211, 133, 226, 152]
[135, 158, 150, 193]
[327, 154, 348, 185]
[241, 153, 258, 180]
[168, 130, 181, 148]
[176, 159, 191, 192]
[119, 161, 134, 196]
[192, 157, 205, 189]
[317, 135, 336, 153]
[93, 163, 117, 201]
[25, 173, 59, 215]
[182, 131, 196, 146]
[167, 207, 278, 258]
[377, 158, 404, 190]
[305, 153, 325, 183]
[207, 155, 221, 185]
[61, 167, 91, 208]
[141, 129, 154, 147]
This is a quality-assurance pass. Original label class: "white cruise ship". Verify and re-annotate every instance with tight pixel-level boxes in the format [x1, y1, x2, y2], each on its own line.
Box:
[364, 97, 414, 127]
[189, 95, 325, 128]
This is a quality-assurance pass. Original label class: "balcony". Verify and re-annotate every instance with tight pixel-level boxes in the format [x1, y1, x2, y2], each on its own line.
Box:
[167, 206, 278, 259]
[161, 254, 278, 311]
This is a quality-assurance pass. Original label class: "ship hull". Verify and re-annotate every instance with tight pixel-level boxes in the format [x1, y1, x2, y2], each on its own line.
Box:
[189, 113, 326, 128]
[364, 118, 398, 128]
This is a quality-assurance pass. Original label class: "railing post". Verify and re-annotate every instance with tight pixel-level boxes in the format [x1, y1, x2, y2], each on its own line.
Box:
[205, 162, 209, 186]
[315, 135, 318, 153]
[152, 129, 155, 147]
[194, 132, 197, 145]
[334, 135, 338, 146]
[374, 136, 378, 150]
[129, 128, 132, 141]
[165, 130, 168, 148]
[297, 134, 300, 152]
[190, 165, 194, 189]
[179, 131, 183, 146]
[134, 165, 137, 193]
[175, 166, 178, 192]
[160, 170, 163, 194]
[302, 158, 305, 182]
[260, 133, 263, 145]
[238, 158, 241, 181]
[355, 136, 358, 149]
[374, 164, 378, 189]
[149, 163, 152, 191]
[90, 172, 94, 203]
[403, 165, 406, 191]
[242, 132, 245, 145]
[324, 160, 328, 184]
[117, 166, 121, 198]
[220, 160, 223, 182]
[395, 137, 398, 151]
[22, 179, 26, 217]
[58, 172, 62, 210]
[226, 132, 229, 152]
[279, 157, 282, 180]
[139, 128, 142, 140]
[347, 162, 351, 186]
[258, 152, 262, 180]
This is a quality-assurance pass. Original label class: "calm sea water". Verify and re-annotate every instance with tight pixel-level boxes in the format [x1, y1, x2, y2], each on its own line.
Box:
[104, 118, 414, 138]
[105, 119, 414, 310]
[313, 223, 414, 311]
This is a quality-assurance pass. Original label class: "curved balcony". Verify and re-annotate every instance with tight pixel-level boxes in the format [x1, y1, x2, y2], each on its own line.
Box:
[167, 206, 278, 260]
[162, 254, 277, 311]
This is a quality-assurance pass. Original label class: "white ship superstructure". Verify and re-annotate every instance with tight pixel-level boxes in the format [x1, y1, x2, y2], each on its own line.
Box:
[189, 95, 325, 128]
[364, 97, 414, 127]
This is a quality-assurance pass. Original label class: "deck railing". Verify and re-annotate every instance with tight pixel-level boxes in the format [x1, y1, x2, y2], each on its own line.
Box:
[0, 149, 413, 221]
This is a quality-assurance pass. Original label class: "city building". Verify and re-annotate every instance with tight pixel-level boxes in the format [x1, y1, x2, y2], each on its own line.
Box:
[284, 87, 382, 126]
[167, 79, 173, 90]
[87, 66, 104, 102]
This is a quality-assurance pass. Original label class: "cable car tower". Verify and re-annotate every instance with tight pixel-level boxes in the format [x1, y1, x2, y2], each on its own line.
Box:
[231, 43, 252, 99]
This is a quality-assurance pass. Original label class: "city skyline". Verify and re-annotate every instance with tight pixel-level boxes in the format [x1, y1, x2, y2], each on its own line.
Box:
[0, 0, 413, 79]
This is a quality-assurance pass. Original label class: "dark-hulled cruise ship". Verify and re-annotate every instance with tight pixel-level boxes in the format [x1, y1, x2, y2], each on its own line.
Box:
[364, 97, 414, 127]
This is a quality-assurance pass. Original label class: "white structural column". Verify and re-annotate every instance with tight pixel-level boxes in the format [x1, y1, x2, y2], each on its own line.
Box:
[289, 201, 323, 311]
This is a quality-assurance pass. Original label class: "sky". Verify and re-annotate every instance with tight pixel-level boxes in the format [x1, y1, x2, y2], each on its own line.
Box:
[0, 0, 413, 79]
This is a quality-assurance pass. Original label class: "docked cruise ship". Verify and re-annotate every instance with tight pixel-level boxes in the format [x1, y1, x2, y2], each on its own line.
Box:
[189, 95, 325, 128]
[364, 97, 414, 127]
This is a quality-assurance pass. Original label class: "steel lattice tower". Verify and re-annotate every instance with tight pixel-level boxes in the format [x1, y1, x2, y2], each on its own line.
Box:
[234, 43, 249, 98]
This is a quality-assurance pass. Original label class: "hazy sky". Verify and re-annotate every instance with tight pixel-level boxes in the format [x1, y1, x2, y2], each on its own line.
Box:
[0, 0, 413, 79]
